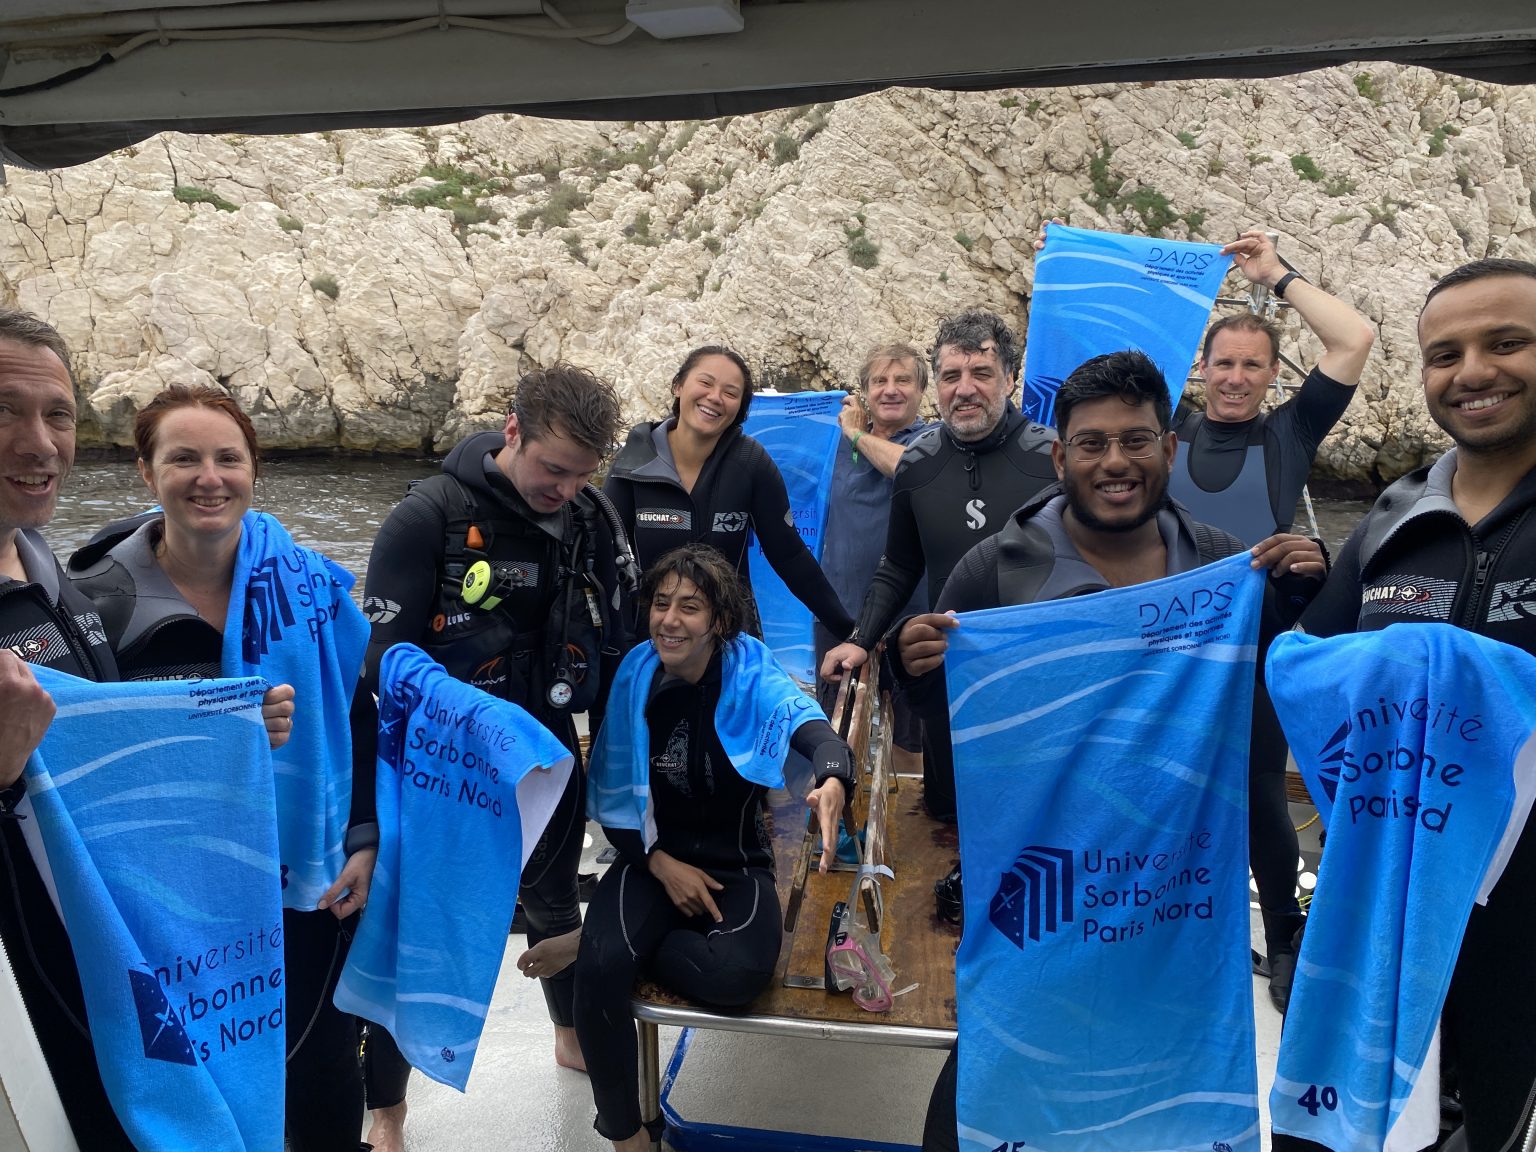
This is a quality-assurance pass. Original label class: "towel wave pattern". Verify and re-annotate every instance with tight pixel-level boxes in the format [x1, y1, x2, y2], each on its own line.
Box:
[947, 555, 1265, 1152]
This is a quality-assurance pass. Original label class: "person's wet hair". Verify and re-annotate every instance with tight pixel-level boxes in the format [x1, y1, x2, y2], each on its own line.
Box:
[1053, 350, 1172, 439]
[135, 385, 261, 478]
[0, 307, 73, 385]
[930, 310, 1022, 380]
[669, 345, 754, 432]
[640, 543, 750, 644]
[1423, 258, 1536, 311]
[1201, 313, 1281, 364]
[510, 362, 623, 458]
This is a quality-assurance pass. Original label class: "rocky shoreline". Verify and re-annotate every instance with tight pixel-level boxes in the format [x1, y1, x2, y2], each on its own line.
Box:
[5, 63, 1533, 484]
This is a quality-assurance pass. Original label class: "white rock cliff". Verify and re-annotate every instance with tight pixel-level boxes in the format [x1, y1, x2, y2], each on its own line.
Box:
[3, 63, 1533, 483]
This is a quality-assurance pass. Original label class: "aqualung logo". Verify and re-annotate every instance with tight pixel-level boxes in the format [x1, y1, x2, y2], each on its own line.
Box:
[364, 596, 400, 624]
[1489, 578, 1536, 623]
[713, 511, 749, 533]
[989, 845, 1074, 949]
[243, 557, 297, 662]
[74, 612, 108, 647]
[129, 969, 198, 1066]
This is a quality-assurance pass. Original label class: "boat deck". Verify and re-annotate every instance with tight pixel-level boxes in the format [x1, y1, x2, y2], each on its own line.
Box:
[386, 815, 1306, 1151]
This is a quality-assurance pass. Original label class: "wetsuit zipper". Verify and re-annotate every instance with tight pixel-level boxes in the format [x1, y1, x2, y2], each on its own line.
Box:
[1457, 512, 1526, 630]
[51, 602, 97, 674]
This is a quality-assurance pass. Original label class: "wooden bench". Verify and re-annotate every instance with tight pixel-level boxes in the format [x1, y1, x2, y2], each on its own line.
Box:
[629, 661, 959, 1144]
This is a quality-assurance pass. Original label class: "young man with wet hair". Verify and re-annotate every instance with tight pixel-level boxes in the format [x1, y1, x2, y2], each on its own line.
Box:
[359, 361, 632, 1151]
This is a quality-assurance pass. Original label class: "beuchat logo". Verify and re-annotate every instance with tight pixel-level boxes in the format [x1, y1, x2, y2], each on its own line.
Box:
[989, 845, 1074, 949]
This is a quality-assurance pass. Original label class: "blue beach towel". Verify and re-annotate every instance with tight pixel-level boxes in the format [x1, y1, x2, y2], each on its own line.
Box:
[333, 644, 574, 1091]
[946, 553, 1266, 1152]
[25, 669, 283, 1152]
[743, 390, 846, 680]
[223, 510, 369, 910]
[1265, 625, 1536, 1152]
[1024, 224, 1232, 425]
[589, 633, 824, 845]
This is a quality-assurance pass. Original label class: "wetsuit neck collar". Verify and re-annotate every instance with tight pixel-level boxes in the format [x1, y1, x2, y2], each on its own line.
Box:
[945, 402, 1023, 454]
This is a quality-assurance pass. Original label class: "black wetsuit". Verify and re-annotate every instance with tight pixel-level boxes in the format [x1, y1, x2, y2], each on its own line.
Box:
[1170, 366, 1355, 544]
[68, 515, 378, 1152]
[0, 530, 131, 1151]
[360, 430, 632, 1104]
[848, 405, 1057, 645]
[572, 650, 853, 1141]
[604, 419, 853, 638]
[1170, 367, 1357, 961]
[1276, 453, 1536, 1152]
[908, 490, 1320, 1152]
[847, 404, 1057, 817]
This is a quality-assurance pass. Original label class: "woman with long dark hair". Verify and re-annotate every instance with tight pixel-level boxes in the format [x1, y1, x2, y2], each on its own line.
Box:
[603, 346, 854, 642]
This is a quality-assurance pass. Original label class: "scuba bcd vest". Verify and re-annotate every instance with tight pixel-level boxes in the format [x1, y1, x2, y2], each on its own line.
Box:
[419, 474, 635, 714]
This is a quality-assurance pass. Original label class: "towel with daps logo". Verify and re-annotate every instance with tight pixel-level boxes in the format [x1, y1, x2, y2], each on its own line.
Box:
[1265, 625, 1536, 1152]
[222, 510, 369, 910]
[1024, 223, 1232, 426]
[946, 553, 1265, 1152]
[588, 632, 824, 847]
[742, 390, 845, 681]
[25, 669, 283, 1152]
[334, 643, 573, 1091]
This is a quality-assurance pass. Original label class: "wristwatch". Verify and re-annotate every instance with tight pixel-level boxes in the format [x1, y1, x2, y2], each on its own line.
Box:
[1273, 271, 1305, 299]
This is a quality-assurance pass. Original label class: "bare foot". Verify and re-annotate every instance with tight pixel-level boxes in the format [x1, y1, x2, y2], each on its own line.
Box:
[515, 928, 581, 981]
[612, 1128, 653, 1152]
[553, 1023, 587, 1072]
[366, 1101, 407, 1152]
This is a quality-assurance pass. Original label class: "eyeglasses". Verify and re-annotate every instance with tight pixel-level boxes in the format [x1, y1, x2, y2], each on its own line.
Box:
[1063, 428, 1165, 460]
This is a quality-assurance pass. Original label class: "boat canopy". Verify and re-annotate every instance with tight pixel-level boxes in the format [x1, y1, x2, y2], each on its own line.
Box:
[1, 0, 1533, 169]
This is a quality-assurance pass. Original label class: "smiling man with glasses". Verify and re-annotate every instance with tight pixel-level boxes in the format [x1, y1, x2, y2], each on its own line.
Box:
[889, 347, 1328, 1151]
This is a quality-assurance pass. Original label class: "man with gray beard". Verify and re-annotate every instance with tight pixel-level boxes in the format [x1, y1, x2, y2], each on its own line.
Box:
[820, 310, 1058, 819]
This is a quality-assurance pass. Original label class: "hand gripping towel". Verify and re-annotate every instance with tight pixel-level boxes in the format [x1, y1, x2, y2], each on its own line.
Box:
[1265, 625, 1536, 1152]
[333, 643, 574, 1091]
[1023, 223, 1232, 426]
[742, 390, 846, 681]
[588, 633, 824, 846]
[25, 669, 284, 1152]
[222, 510, 369, 910]
[945, 553, 1266, 1152]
